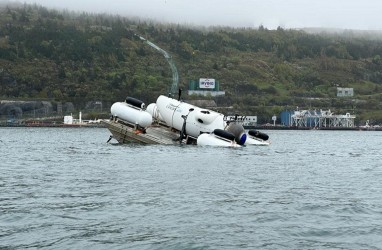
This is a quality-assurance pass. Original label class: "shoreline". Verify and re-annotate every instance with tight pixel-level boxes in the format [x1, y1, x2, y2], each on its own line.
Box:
[1, 123, 380, 131]
[244, 125, 382, 131]
[0, 123, 106, 128]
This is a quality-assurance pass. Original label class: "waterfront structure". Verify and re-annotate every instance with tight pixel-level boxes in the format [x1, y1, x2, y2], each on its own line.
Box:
[281, 109, 356, 128]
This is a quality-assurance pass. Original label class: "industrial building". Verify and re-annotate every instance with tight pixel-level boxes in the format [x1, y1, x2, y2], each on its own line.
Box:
[281, 109, 356, 128]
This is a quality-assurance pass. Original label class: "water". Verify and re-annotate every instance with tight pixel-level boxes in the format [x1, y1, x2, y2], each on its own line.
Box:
[1, 127, 382, 249]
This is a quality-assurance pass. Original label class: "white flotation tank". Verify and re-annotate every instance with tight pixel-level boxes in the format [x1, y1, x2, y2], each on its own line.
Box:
[111, 102, 152, 128]
[245, 130, 270, 146]
[197, 129, 241, 147]
[245, 136, 270, 146]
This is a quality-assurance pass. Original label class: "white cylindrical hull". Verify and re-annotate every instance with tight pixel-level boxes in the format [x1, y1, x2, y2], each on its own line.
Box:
[111, 102, 152, 128]
[155, 95, 226, 138]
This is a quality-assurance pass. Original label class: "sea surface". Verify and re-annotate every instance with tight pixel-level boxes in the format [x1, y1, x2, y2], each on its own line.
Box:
[1, 127, 382, 250]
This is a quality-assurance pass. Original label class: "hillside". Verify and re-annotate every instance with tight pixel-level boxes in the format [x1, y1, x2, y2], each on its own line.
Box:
[1, 3, 382, 124]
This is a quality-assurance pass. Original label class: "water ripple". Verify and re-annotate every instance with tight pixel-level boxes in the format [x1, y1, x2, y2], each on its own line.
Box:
[1, 128, 382, 249]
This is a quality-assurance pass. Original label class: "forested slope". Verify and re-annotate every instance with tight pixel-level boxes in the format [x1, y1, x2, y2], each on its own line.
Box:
[1, 3, 382, 123]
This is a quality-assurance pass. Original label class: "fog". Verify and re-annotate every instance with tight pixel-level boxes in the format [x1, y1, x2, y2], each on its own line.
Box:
[8, 0, 382, 30]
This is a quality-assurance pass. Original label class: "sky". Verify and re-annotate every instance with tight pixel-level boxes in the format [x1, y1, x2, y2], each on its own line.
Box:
[11, 0, 382, 30]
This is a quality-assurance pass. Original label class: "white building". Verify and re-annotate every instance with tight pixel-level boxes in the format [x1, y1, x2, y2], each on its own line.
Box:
[337, 87, 354, 97]
[226, 115, 257, 126]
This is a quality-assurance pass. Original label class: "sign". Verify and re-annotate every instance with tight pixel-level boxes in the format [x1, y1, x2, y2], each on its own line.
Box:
[199, 78, 215, 89]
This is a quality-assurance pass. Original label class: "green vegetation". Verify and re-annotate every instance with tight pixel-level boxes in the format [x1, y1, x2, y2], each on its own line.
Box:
[1, 3, 382, 124]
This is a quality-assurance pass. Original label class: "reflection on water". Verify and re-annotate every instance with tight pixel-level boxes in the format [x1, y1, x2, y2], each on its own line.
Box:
[1, 128, 382, 249]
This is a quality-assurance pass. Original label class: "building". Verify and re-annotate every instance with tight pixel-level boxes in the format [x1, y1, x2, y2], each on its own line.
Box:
[225, 115, 258, 127]
[188, 78, 225, 97]
[242, 116, 258, 126]
[337, 87, 354, 97]
[281, 109, 356, 128]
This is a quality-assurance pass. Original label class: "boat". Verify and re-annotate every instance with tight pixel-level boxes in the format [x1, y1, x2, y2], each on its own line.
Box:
[102, 34, 270, 147]
[102, 95, 270, 147]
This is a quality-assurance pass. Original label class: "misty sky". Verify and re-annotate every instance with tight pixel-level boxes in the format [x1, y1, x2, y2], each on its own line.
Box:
[16, 0, 382, 30]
